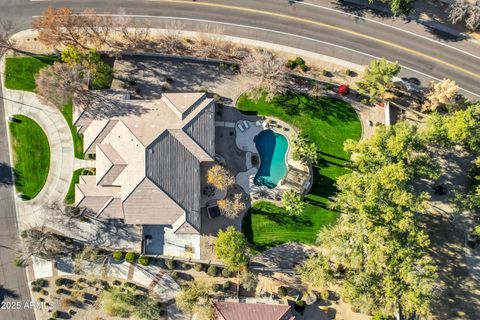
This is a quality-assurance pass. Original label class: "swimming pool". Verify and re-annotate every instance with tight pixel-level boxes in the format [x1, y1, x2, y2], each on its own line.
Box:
[253, 129, 288, 189]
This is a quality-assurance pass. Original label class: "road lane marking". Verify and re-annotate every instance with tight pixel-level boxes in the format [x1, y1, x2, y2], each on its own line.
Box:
[30, 13, 480, 98]
[298, 1, 480, 62]
[150, 0, 480, 80]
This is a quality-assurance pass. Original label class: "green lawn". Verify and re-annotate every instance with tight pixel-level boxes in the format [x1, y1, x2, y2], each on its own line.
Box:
[61, 103, 84, 159]
[9, 115, 50, 200]
[238, 92, 362, 252]
[65, 169, 83, 204]
[4, 56, 58, 91]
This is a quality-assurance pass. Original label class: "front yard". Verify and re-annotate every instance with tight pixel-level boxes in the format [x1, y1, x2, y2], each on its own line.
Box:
[238, 93, 361, 252]
[9, 115, 50, 199]
[4, 56, 57, 91]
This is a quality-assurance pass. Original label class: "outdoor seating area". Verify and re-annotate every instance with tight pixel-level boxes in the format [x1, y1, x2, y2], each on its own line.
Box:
[280, 165, 312, 195]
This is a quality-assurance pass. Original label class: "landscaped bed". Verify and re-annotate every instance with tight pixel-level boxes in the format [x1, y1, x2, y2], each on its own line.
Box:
[9, 115, 50, 200]
[238, 92, 361, 252]
[62, 103, 84, 159]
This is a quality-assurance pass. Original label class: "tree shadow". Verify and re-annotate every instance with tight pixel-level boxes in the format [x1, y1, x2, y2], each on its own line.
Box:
[0, 286, 19, 303]
[0, 162, 14, 187]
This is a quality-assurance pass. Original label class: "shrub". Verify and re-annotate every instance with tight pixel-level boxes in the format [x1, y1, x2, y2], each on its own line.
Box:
[222, 281, 231, 291]
[32, 285, 42, 293]
[125, 252, 136, 263]
[277, 286, 287, 297]
[52, 310, 59, 318]
[221, 268, 232, 278]
[41, 289, 49, 296]
[346, 69, 354, 76]
[112, 280, 122, 286]
[213, 93, 222, 102]
[171, 271, 179, 280]
[300, 64, 310, 72]
[212, 283, 222, 292]
[207, 265, 218, 277]
[56, 288, 63, 294]
[20, 230, 27, 238]
[113, 251, 124, 261]
[181, 262, 190, 270]
[55, 278, 66, 286]
[322, 69, 329, 76]
[287, 60, 296, 69]
[37, 297, 45, 302]
[69, 309, 76, 316]
[78, 277, 86, 283]
[33, 278, 48, 287]
[137, 256, 150, 266]
[166, 77, 174, 84]
[124, 282, 137, 290]
[193, 263, 203, 272]
[325, 83, 334, 90]
[294, 300, 306, 313]
[165, 259, 176, 270]
[295, 57, 305, 66]
[320, 290, 330, 300]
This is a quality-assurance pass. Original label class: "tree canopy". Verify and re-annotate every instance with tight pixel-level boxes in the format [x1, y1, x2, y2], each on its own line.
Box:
[214, 226, 250, 271]
[356, 58, 401, 102]
[300, 122, 438, 318]
[281, 189, 306, 216]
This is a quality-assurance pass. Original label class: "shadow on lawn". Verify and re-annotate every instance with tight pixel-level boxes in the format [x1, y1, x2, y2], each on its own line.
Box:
[272, 92, 358, 124]
[0, 162, 14, 188]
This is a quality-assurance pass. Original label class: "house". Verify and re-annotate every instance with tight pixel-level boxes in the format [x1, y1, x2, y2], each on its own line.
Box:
[213, 299, 295, 320]
[73, 91, 216, 258]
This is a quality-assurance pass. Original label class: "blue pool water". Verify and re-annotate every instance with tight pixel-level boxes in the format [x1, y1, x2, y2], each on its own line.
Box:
[253, 129, 288, 189]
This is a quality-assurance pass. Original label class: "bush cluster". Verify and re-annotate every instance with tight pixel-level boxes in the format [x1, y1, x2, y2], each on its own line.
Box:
[222, 281, 231, 291]
[277, 286, 287, 297]
[287, 57, 309, 72]
[193, 263, 203, 272]
[113, 251, 124, 261]
[137, 256, 150, 266]
[207, 265, 218, 277]
[170, 271, 179, 280]
[125, 252, 137, 263]
[221, 268, 232, 278]
[165, 259, 176, 270]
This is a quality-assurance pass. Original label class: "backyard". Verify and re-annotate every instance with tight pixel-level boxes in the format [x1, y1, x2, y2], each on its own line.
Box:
[9, 115, 50, 199]
[238, 92, 361, 252]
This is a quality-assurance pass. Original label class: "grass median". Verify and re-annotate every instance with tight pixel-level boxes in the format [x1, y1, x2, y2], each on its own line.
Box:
[9, 115, 50, 200]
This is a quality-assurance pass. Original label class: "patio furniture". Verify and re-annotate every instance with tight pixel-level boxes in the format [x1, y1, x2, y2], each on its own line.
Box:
[207, 205, 221, 219]
[243, 120, 250, 129]
[237, 122, 245, 132]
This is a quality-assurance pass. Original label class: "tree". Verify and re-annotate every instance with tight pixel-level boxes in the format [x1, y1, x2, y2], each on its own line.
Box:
[344, 122, 439, 179]
[218, 192, 246, 219]
[18, 227, 77, 264]
[291, 134, 319, 164]
[449, 0, 480, 31]
[0, 20, 19, 57]
[35, 61, 87, 107]
[61, 45, 113, 89]
[373, 0, 414, 16]
[73, 245, 111, 276]
[176, 281, 211, 316]
[207, 164, 235, 190]
[422, 79, 459, 112]
[356, 58, 401, 102]
[214, 226, 250, 271]
[32, 7, 113, 49]
[281, 189, 306, 216]
[443, 105, 480, 152]
[240, 49, 288, 102]
[239, 271, 258, 291]
[298, 253, 334, 290]
[299, 122, 439, 318]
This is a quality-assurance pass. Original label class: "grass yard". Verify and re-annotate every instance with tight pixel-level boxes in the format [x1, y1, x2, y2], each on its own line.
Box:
[9, 115, 50, 200]
[64, 169, 83, 204]
[238, 92, 361, 252]
[4, 56, 57, 91]
[62, 103, 84, 159]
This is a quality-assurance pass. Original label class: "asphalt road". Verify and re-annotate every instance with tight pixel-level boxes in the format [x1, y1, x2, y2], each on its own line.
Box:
[0, 85, 35, 319]
[0, 0, 479, 98]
